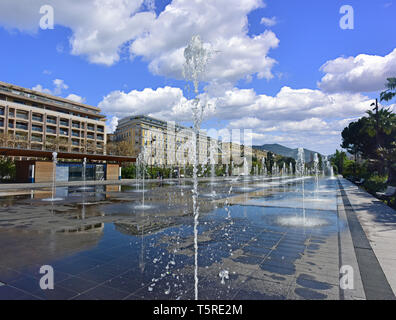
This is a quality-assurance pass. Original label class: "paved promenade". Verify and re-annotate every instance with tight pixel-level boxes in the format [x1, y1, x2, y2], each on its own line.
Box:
[338, 178, 396, 299]
[0, 176, 394, 300]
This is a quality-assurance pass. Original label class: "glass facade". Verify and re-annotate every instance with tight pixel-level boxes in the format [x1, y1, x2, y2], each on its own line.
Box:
[57, 163, 107, 182]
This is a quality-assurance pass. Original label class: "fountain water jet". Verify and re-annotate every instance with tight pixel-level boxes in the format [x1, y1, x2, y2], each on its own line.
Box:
[42, 152, 63, 202]
[313, 153, 319, 177]
[133, 148, 154, 210]
[297, 148, 306, 225]
[183, 35, 212, 300]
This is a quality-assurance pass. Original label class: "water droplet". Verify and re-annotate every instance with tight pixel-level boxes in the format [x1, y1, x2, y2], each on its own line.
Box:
[219, 270, 229, 285]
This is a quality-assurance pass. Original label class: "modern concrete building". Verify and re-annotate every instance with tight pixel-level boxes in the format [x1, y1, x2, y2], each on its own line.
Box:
[0, 81, 106, 154]
[0, 81, 138, 183]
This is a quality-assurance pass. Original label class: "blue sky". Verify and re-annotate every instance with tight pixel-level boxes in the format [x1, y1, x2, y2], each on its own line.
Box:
[0, 0, 395, 154]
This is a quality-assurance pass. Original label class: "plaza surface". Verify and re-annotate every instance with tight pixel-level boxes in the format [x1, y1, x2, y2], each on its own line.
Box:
[0, 176, 395, 300]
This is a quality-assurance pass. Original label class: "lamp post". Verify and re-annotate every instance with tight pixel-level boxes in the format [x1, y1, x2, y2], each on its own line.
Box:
[371, 98, 380, 148]
[151, 136, 156, 177]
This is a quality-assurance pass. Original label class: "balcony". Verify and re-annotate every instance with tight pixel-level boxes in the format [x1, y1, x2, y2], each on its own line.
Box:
[46, 118, 57, 125]
[46, 127, 57, 134]
[60, 129, 69, 136]
[32, 126, 43, 133]
[87, 134, 95, 140]
[0, 121, 3, 127]
[72, 123, 80, 129]
[72, 131, 80, 138]
[16, 112, 29, 120]
[97, 127, 104, 133]
[87, 125, 95, 131]
[72, 140, 80, 146]
[0, 109, 4, 116]
[31, 135, 43, 142]
[15, 134, 27, 141]
[31, 145, 43, 151]
[15, 123, 28, 131]
[32, 115, 43, 122]
[60, 120, 69, 127]
[97, 135, 104, 141]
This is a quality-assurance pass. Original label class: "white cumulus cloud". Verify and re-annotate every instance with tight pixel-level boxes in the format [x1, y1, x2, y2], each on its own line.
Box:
[260, 16, 277, 27]
[0, 0, 279, 81]
[130, 0, 279, 83]
[65, 93, 86, 104]
[318, 48, 396, 93]
[32, 79, 68, 95]
[98, 86, 190, 121]
[32, 79, 86, 103]
[0, 0, 156, 66]
[98, 82, 380, 154]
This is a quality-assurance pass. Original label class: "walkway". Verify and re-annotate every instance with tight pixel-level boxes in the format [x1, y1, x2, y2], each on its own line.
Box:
[338, 178, 396, 299]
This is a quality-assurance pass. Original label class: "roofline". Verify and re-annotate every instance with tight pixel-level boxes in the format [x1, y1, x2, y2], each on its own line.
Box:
[117, 115, 195, 133]
[0, 80, 102, 114]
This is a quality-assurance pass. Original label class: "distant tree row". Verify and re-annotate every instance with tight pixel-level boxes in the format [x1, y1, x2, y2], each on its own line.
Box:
[331, 77, 396, 209]
[339, 78, 396, 185]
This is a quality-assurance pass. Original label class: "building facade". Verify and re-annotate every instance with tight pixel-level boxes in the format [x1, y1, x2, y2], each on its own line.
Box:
[0, 81, 106, 154]
[114, 115, 256, 167]
[114, 115, 214, 166]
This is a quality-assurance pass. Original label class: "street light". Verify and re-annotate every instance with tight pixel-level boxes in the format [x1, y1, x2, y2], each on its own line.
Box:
[371, 98, 380, 148]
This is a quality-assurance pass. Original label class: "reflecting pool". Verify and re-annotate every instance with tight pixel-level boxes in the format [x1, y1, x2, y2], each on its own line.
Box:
[0, 177, 345, 300]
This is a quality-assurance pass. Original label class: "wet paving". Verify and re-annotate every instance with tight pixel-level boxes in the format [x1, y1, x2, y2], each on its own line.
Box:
[0, 176, 345, 300]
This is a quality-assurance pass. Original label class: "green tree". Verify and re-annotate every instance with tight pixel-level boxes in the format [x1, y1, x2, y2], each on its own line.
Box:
[121, 164, 137, 179]
[380, 77, 396, 102]
[378, 142, 396, 185]
[266, 152, 274, 174]
[365, 108, 396, 150]
[331, 150, 348, 175]
[0, 158, 16, 181]
[341, 119, 370, 161]
[341, 109, 396, 160]
[318, 154, 323, 172]
[0, 132, 15, 148]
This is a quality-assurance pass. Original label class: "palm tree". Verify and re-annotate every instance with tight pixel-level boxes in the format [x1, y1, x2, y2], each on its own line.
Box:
[380, 77, 396, 102]
[365, 108, 396, 150]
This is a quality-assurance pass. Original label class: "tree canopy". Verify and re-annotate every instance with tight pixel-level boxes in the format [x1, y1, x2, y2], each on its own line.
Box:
[341, 108, 396, 159]
[380, 77, 396, 102]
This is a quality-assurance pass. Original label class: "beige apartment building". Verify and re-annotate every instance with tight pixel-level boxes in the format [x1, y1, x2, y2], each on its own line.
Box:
[0, 81, 106, 154]
[115, 115, 219, 166]
[221, 142, 250, 166]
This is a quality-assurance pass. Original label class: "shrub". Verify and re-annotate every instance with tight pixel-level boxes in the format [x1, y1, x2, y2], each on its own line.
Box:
[0, 158, 16, 182]
[121, 165, 136, 179]
[363, 175, 388, 195]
